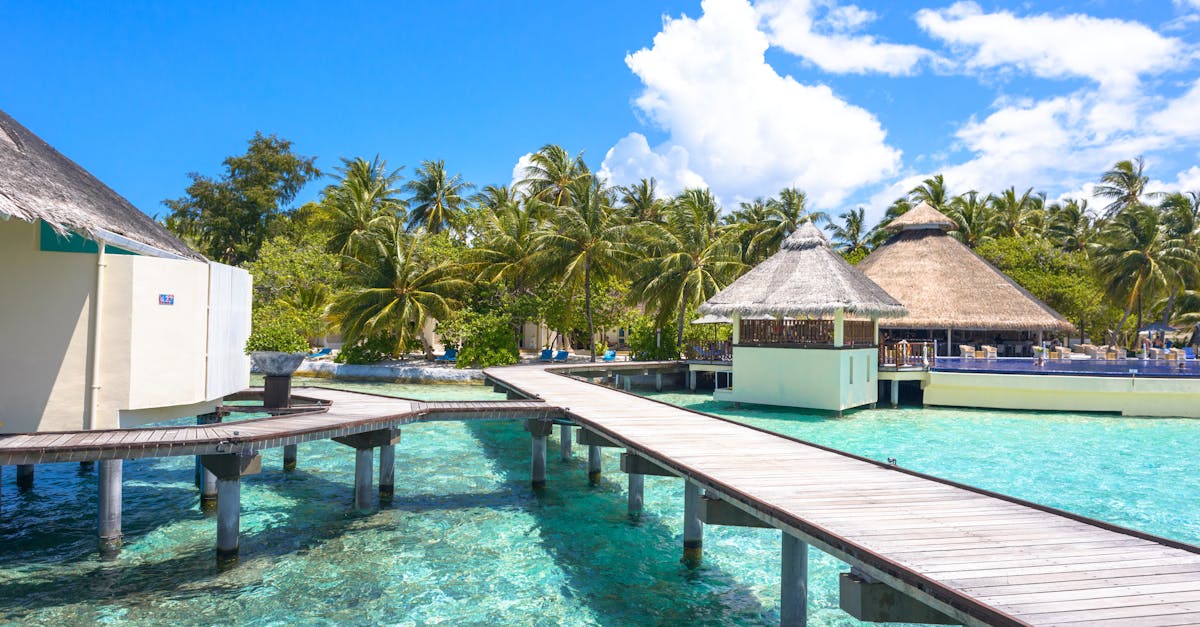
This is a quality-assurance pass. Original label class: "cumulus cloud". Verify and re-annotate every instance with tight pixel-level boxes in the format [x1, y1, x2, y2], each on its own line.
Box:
[598, 133, 707, 197]
[509, 152, 534, 193]
[757, 0, 931, 75]
[1148, 78, 1200, 138]
[915, 2, 1187, 91]
[600, 0, 900, 208]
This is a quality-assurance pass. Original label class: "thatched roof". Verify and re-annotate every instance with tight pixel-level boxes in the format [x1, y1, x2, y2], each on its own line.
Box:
[699, 223, 907, 319]
[858, 206, 1074, 333]
[887, 201, 956, 231]
[0, 109, 201, 259]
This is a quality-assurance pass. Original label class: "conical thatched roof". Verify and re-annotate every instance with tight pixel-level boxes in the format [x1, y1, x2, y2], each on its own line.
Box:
[699, 223, 907, 319]
[858, 206, 1074, 332]
[887, 201, 956, 231]
[0, 109, 201, 259]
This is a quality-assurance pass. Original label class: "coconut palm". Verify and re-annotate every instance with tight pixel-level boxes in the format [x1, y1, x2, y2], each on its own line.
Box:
[867, 198, 912, 248]
[519, 144, 590, 207]
[405, 159, 474, 234]
[726, 197, 772, 264]
[471, 194, 541, 289]
[1158, 191, 1200, 325]
[1094, 157, 1161, 218]
[944, 191, 992, 248]
[329, 222, 469, 358]
[1045, 198, 1094, 253]
[618, 177, 666, 222]
[909, 174, 950, 211]
[751, 187, 827, 259]
[530, 176, 632, 361]
[321, 156, 406, 258]
[630, 190, 745, 346]
[987, 187, 1042, 238]
[826, 207, 871, 260]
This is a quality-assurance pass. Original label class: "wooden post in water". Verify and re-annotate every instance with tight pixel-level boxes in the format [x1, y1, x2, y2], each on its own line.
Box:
[531, 434, 547, 489]
[780, 532, 809, 627]
[15, 464, 34, 490]
[79, 461, 94, 473]
[683, 481, 703, 566]
[559, 424, 572, 461]
[98, 459, 122, 558]
[283, 445, 298, 471]
[628, 472, 644, 517]
[379, 443, 396, 501]
[587, 445, 602, 485]
[354, 448, 374, 512]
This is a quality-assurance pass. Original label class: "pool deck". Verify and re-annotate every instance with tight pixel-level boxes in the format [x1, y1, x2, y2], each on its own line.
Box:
[486, 362, 1200, 627]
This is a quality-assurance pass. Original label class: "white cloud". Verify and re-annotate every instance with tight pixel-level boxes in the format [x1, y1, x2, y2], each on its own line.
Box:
[915, 2, 1187, 91]
[509, 152, 534, 193]
[598, 133, 707, 196]
[757, 0, 931, 75]
[602, 0, 901, 209]
[1148, 79, 1200, 138]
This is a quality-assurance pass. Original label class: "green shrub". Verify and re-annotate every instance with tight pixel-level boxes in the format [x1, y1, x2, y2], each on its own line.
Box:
[335, 333, 399, 364]
[436, 310, 520, 368]
[624, 314, 680, 361]
[245, 316, 309, 354]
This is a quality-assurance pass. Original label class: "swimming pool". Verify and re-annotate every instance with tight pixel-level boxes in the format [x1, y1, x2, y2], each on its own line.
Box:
[0, 378, 1195, 625]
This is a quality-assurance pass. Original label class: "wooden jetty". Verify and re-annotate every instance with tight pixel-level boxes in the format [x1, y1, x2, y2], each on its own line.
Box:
[485, 362, 1200, 627]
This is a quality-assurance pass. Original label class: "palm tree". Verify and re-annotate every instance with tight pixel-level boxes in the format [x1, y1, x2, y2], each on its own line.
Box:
[987, 187, 1041, 238]
[1090, 204, 1196, 345]
[867, 197, 912, 248]
[631, 190, 745, 346]
[945, 191, 992, 248]
[321, 156, 406, 258]
[1045, 198, 1094, 252]
[471, 192, 541, 289]
[1094, 157, 1161, 218]
[751, 187, 827, 258]
[329, 221, 469, 358]
[618, 177, 666, 222]
[530, 176, 631, 361]
[519, 144, 590, 207]
[909, 174, 950, 211]
[405, 159, 475, 234]
[826, 208, 871, 260]
[1158, 191, 1200, 325]
[726, 197, 772, 264]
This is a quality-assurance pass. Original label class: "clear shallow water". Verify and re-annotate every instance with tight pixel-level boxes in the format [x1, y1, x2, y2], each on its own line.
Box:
[0, 378, 1195, 626]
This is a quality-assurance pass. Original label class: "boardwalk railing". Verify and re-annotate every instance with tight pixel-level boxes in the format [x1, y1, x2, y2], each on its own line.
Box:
[879, 341, 937, 369]
[739, 319, 875, 348]
[684, 340, 731, 361]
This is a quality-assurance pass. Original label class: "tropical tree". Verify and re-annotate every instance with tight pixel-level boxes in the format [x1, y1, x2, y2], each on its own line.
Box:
[471, 192, 541, 289]
[945, 191, 992, 248]
[909, 174, 950, 211]
[1158, 191, 1200, 324]
[751, 187, 827, 259]
[867, 198, 912, 248]
[405, 159, 474, 234]
[631, 189, 745, 345]
[1045, 198, 1094, 253]
[519, 144, 590, 207]
[321, 156, 405, 257]
[826, 207, 871, 262]
[726, 197, 772, 264]
[530, 176, 631, 361]
[329, 221, 469, 357]
[987, 187, 1042, 238]
[618, 177, 666, 222]
[1095, 157, 1160, 218]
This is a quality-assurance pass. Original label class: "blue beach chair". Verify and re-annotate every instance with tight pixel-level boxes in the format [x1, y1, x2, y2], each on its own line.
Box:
[306, 347, 332, 360]
[602, 349, 617, 362]
[435, 348, 458, 362]
[552, 350, 569, 362]
[538, 349, 554, 362]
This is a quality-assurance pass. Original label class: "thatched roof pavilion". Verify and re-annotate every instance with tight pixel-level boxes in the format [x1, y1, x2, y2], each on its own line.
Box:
[0, 109, 200, 259]
[858, 202, 1073, 334]
[700, 223, 906, 319]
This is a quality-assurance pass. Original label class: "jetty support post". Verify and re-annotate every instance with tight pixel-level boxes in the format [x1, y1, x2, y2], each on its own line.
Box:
[577, 428, 621, 486]
[621, 452, 675, 518]
[623, 376, 631, 392]
[559, 424, 573, 461]
[688, 370, 697, 390]
[890, 379, 900, 408]
[200, 452, 262, 567]
[16, 464, 34, 490]
[334, 428, 400, 512]
[195, 412, 221, 490]
[98, 458, 123, 558]
[525, 419, 552, 490]
[283, 444, 298, 471]
[839, 568, 956, 624]
[683, 480, 703, 566]
[627, 472, 644, 517]
[379, 433, 399, 502]
[656, 373, 663, 391]
[781, 532, 809, 627]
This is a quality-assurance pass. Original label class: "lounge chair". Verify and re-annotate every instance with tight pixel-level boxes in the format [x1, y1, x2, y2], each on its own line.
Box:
[306, 347, 332, 360]
[980, 345, 998, 359]
[602, 349, 617, 362]
[959, 344, 976, 358]
[538, 349, 554, 362]
[435, 348, 458, 362]
[552, 350, 569, 362]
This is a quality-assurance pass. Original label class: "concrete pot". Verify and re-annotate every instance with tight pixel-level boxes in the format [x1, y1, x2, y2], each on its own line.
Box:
[250, 351, 306, 377]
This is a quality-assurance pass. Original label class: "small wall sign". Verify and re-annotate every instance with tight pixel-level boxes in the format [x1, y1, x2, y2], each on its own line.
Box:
[159, 294, 175, 305]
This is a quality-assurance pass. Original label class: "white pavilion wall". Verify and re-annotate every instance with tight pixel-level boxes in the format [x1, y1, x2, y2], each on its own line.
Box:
[729, 346, 878, 411]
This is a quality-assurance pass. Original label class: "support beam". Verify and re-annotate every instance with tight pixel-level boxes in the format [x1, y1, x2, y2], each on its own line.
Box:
[98, 459, 122, 558]
[558, 424, 572, 461]
[627, 472, 644, 517]
[700, 495, 771, 527]
[781, 533, 809, 627]
[531, 433, 547, 490]
[333, 428, 400, 451]
[839, 571, 956, 624]
[577, 429, 621, 448]
[379, 443, 395, 501]
[283, 444, 298, 471]
[200, 452, 263, 566]
[354, 448, 373, 512]
[587, 445, 602, 485]
[683, 481, 703, 566]
[16, 464, 33, 490]
[620, 452, 677, 477]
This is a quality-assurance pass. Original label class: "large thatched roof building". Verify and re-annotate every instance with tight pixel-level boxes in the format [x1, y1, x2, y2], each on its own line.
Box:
[701, 223, 906, 319]
[858, 202, 1073, 354]
[0, 109, 200, 259]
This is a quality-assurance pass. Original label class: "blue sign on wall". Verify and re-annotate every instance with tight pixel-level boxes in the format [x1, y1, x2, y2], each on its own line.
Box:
[159, 294, 175, 305]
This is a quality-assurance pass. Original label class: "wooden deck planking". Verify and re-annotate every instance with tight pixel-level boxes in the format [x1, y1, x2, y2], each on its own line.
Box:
[484, 363, 1200, 627]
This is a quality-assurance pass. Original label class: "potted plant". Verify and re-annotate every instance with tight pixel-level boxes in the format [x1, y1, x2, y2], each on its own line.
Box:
[245, 318, 309, 408]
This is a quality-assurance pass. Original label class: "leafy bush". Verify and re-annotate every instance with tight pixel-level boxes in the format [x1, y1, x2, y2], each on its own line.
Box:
[437, 310, 519, 368]
[245, 315, 309, 353]
[335, 333, 400, 364]
[624, 314, 680, 361]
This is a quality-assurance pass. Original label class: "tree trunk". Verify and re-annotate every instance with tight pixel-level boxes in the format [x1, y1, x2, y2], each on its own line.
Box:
[676, 302, 686, 355]
[1163, 286, 1178, 327]
[1136, 294, 1143, 345]
[585, 258, 595, 362]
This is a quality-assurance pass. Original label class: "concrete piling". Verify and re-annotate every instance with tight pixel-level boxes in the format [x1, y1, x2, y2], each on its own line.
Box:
[98, 459, 123, 558]
[587, 445, 602, 485]
[559, 424, 572, 461]
[379, 443, 395, 501]
[781, 533, 809, 627]
[683, 481, 703, 566]
[16, 464, 33, 490]
[628, 472, 644, 517]
[283, 444, 298, 471]
[354, 448, 374, 512]
[215, 477, 241, 566]
[531, 434, 547, 489]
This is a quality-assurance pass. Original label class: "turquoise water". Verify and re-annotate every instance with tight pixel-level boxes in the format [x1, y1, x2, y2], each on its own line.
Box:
[0, 378, 1196, 626]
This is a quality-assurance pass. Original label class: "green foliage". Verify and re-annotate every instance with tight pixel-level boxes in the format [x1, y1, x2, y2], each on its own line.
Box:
[164, 132, 320, 265]
[624, 314, 680, 361]
[244, 236, 342, 305]
[436, 310, 520, 368]
[334, 333, 401, 364]
[245, 314, 309, 354]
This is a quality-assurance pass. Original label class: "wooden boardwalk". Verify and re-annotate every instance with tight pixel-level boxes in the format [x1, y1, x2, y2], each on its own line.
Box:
[485, 363, 1200, 627]
[0, 388, 559, 465]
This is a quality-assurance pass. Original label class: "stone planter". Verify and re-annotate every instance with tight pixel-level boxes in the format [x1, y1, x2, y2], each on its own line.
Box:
[250, 351, 306, 377]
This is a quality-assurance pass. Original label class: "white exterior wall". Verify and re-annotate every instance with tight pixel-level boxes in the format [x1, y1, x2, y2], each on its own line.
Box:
[729, 346, 878, 411]
[923, 371, 1200, 418]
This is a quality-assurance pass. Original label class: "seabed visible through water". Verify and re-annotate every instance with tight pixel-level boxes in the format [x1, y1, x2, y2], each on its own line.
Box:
[1, 377, 1197, 626]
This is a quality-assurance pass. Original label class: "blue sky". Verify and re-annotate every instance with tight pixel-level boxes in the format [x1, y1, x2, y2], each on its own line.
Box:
[3, 1, 1199, 225]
